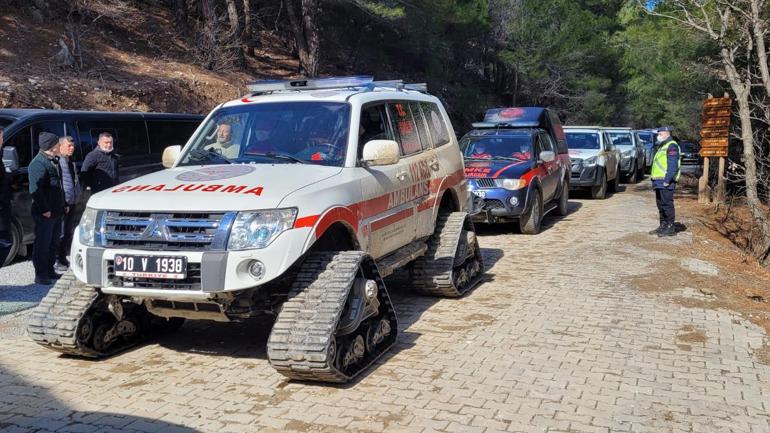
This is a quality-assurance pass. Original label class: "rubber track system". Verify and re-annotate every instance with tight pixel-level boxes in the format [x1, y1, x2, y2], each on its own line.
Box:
[411, 212, 484, 297]
[28, 271, 180, 358]
[267, 251, 398, 383]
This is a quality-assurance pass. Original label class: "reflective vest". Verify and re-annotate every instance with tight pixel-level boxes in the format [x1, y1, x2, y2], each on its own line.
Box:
[651, 140, 681, 181]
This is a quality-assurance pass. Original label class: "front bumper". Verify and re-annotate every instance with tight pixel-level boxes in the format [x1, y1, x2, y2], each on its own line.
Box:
[468, 183, 528, 222]
[620, 157, 634, 174]
[569, 164, 601, 188]
[69, 227, 312, 301]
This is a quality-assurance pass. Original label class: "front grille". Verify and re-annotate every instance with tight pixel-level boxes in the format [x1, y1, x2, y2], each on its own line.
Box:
[107, 260, 202, 290]
[101, 211, 231, 251]
[483, 199, 506, 210]
[475, 178, 496, 188]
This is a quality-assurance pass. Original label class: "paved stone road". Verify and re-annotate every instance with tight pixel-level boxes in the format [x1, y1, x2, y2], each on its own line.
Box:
[0, 186, 768, 433]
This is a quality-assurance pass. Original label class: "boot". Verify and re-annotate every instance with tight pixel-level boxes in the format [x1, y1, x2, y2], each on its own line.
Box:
[648, 225, 662, 235]
[657, 223, 676, 237]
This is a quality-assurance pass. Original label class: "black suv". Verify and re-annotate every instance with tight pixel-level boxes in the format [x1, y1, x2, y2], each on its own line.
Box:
[0, 109, 204, 265]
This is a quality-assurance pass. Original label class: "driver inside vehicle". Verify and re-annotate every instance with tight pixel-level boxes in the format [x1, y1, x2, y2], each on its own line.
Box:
[206, 123, 240, 159]
[512, 142, 532, 160]
[470, 143, 492, 159]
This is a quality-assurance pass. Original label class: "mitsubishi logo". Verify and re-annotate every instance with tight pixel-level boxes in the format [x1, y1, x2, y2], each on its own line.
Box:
[141, 214, 172, 242]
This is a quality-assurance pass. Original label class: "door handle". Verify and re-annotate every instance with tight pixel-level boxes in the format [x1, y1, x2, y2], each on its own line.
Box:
[429, 159, 440, 171]
[396, 171, 407, 181]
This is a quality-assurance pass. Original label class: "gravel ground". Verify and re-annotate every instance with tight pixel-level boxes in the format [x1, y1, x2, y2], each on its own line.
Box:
[0, 258, 53, 337]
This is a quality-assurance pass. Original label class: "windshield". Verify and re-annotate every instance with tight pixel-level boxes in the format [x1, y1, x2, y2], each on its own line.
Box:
[607, 132, 633, 148]
[565, 132, 600, 149]
[681, 142, 699, 153]
[636, 132, 654, 147]
[460, 135, 533, 160]
[179, 102, 351, 167]
[0, 118, 14, 130]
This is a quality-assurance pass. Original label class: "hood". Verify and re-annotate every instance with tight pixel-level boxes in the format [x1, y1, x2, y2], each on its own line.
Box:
[88, 164, 343, 212]
[568, 148, 600, 159]
[464, 159, 533, 179]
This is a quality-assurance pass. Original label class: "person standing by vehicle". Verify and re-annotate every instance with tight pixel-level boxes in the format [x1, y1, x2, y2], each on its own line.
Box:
[81, 132, 119, 193]
[29, 132, 66, 284]
[649, 126, 680, 237]
[0, 127, 13, 266]
[56, 136, 80, 269]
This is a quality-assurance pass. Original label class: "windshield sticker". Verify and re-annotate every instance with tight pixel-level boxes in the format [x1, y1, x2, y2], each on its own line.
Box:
[465, 167, 492, 177]
[176, 165, 256, 181]
[112, 184, 264, 196]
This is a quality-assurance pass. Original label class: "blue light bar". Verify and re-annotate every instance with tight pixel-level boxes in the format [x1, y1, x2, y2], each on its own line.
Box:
[247, 75, 374, 93]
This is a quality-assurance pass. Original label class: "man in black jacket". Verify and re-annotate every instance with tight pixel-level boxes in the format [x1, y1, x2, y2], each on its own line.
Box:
[0, 127, 13, 267]
[81, 132, 119, 193]
[57, 136, 81, 269]
[29, 132, 65, 285]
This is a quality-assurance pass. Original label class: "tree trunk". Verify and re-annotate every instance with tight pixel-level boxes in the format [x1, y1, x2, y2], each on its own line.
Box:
[173, 0, 188, 32]
[224, 0, 245, 68]
[242, 0, 252, 42]
[750, 0, 770, 96]
[284, 0, 320, 77]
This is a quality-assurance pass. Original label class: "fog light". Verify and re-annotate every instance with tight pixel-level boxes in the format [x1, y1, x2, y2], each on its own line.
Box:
[509, 196, 519, 206]
[75, 253, 84, 271]
[248, 260, 266, 280]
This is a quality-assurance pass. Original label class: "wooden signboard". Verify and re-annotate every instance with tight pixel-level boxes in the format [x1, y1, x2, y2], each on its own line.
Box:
[699, 95, 732, 203]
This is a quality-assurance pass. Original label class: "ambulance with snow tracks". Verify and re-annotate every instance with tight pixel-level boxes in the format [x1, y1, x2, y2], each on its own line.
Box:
[28, 76, 484, 383]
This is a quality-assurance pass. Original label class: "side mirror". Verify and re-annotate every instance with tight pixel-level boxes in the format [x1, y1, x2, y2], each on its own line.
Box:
[362, 140, 400, 166]
[539, 150, 555, 163]
[162, 145, 181, 169]
[2, 146, 20, 173]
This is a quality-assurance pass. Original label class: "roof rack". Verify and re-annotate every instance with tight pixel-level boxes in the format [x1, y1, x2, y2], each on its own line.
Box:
[472, 121, 540, 129]
[246, 76, 428, 95]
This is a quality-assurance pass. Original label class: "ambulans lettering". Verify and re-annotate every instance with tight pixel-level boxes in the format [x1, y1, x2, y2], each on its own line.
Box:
[111, 184, 263, 196]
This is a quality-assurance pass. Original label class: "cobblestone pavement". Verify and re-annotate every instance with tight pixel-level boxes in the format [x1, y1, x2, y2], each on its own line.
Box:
[0, 186, 769, 433]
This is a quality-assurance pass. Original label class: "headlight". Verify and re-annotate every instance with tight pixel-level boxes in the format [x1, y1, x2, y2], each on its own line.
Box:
[583, 156, 598, 166]
[228, 208, 297, 250]
[494, 178, 527, 190]
[78, 207, 99, 247]
[622, 149, 634, 158]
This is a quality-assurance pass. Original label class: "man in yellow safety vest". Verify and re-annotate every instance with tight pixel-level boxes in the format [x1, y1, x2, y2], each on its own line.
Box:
[648, 126, 681, 237]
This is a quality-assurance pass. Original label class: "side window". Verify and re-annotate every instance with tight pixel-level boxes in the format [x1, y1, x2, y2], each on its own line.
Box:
[547, 111, 568, 153]
[358, 103, 392, 160]
[535, 135, 546, 157]
[387, 102, 422, 156]
[147, 120, 200, 156]
[4, 125, 33, 168]
[603, 133, 614, 151]
[540, 133, 555, 153]
[409, 102, 432, 151]
[78, 120, 150, 159]
[420, 102, 450, 147]
[31, 121, 65, 154]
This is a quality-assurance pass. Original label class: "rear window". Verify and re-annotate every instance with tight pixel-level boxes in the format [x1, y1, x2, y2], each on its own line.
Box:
[565, 132, 600, 150]
[388, 102, 422, 155]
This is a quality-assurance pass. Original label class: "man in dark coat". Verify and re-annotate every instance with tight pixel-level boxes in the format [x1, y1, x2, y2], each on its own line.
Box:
[29, 132, 65, 285]
[0, 127, 13, 267]
[57, 136, 81, 269]
[81, 132, 119, 193]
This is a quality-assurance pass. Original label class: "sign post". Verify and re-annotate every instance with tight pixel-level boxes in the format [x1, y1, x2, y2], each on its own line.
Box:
[699, 96, 731, 203]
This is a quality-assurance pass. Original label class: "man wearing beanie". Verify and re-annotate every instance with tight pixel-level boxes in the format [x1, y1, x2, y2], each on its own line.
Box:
[29, 132, 66, 285]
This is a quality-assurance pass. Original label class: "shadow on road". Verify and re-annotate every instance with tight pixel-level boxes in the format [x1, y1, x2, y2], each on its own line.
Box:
[0, 284, 52, 317]
[0, 364, 201, 432]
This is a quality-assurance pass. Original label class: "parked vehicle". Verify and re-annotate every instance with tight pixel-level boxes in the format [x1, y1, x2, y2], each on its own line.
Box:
[0, 109, 204, 265]
[603, 127, 645, 183]
[462, 107, 570, 234]
[28, 76, 484, 384]
[564, 126, 621, 199]
[634, 129, 656, 171]
[680, 140, 703, 176]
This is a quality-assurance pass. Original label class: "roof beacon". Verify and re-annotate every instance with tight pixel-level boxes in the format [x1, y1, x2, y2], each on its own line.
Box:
[247, 75, 374, 93]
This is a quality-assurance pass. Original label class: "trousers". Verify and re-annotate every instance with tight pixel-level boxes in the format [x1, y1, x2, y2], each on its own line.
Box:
[33, 215, 62, 278]
[654, 188, 675, 225]
[58, 208, 77, 262]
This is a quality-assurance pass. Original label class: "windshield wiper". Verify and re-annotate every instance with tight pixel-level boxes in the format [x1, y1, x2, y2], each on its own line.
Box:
[490, 156, 521, 161]
[251, 152, 305, 164]
[189, 148, 233, 164]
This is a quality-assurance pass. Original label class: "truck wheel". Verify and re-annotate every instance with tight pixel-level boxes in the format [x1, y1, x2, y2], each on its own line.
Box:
[626, 162, 637, 183]
[608, 165, 620, 193]
[411, 212, 484, 297]
[520, 190, 542, 234]
[637, 164, 645, 181]
[591, 171, 607, 199]
[28, 270, 180, 358]
[2, 223, 22, 267]
[556, 178, 569, 216]
[268, 251, 398, 383]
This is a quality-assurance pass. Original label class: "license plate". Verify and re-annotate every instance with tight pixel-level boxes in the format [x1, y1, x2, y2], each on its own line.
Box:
[114, 255, 187, 280]
[472, 190, 486, 199]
